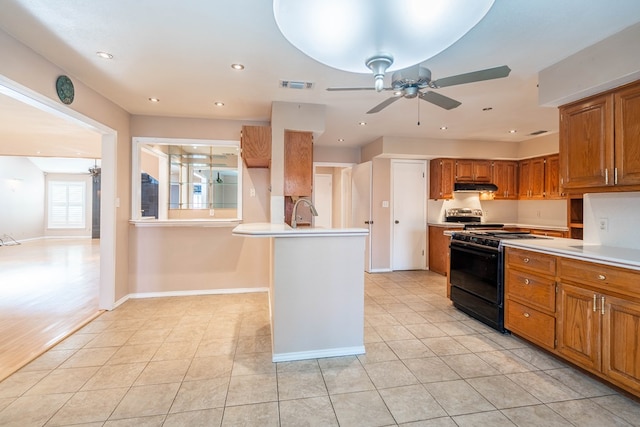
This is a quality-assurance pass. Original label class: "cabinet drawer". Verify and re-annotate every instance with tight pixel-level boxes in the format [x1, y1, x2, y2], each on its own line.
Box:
[506, 248, 556, 276]
[506, 269, 556, 312]
[559, 258, 640, 300]
[506, 300, 555, 349]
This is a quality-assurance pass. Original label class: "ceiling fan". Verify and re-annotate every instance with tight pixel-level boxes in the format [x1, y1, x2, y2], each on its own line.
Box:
[326, 64, 511, 114]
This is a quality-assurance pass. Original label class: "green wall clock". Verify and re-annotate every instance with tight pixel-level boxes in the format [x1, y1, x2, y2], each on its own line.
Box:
[56, 75, 74, 104]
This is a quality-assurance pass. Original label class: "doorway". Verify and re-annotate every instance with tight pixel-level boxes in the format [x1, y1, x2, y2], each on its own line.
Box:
[0, 77, 117, 379]
[391, 160, 426, 270]
[314, 173, 332, 228]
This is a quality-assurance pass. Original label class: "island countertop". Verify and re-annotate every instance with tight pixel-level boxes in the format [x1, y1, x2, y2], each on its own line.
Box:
[232, 222, 369, 237]
[501, 237, 640, 271]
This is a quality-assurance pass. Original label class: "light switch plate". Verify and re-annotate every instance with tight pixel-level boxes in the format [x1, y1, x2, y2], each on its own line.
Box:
[382, 201, 389, 208]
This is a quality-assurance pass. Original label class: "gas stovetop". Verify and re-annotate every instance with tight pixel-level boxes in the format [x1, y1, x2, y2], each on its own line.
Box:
[451, 231, 548, 248]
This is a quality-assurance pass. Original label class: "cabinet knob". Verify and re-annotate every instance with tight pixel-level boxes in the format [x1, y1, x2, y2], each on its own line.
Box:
[597, 274, 606, 280]
[523, 312, 530, 318]
[524, 278, 530, 285]
[523, 257, 530, 263]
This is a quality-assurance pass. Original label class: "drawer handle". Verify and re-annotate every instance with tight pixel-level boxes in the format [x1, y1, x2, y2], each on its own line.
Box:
[524, 278, 530, 285]
[523, 257, 530, 263]
[523, 312, 530, 318]
[597, 274, 606, 280]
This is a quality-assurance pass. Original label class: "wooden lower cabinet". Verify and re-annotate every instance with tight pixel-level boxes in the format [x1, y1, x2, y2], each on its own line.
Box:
[602, 295, 640, 393]
[505, 247, 640, 397]
[428, 226, 457, 276]
[556, 283, 601, 371]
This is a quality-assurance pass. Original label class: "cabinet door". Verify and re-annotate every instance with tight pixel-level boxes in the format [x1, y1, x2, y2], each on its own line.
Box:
[473, 160, 492, 183]
[455, 160, 474, 182]
[428, 226, 454, 276]
[492, 161, 518, 199]
[559, 94, 614, 189]
[241, 125, 271, 168]
[518, 159, 531, 198]
[429, 158, 454, 199]
[544, 155, 563, 199]
[557, 283, 601, 372]
[284, 130, 313, 196]
[614, 82, 640, 186]
[602, 294, 640, 392]
[530, 157, 546, 199]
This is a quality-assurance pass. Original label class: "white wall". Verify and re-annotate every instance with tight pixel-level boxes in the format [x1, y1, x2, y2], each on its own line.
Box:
[44, 173, 93, 238]
[0, 156, 44, 240]
[583, 192, 640, 249]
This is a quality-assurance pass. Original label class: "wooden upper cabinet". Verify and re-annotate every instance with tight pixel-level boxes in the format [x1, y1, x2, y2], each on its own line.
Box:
[284, 130, 313, 196]
[455, 159, 491, 182]
[545, 154, 563, 199]
[560, 93, 614, 189]
[429, 158, 455, 200]
[492, 160, 518, 199]
[519, 157, 545, 199]
[241, 125, 271, 168]
[519, 156, 557, 200]
[614, 82, 640, 186]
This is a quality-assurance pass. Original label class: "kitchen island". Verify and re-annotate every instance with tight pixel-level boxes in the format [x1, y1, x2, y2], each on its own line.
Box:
[232, 223, 369, 362]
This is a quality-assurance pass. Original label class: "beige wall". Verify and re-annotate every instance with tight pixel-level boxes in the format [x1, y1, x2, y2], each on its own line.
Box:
[371, 158, 391, 271]
[1, 29, 132, 302]
[129, 116, 272, 291]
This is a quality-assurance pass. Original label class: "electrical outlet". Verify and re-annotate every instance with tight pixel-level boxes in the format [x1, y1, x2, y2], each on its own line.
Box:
[536, 210, 541, 218]
[250, 188, 256, 197]
[599, 217, 608, 231]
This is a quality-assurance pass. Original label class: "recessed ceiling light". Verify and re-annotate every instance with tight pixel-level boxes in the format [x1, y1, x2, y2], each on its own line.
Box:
[482, 107, 493, 111]
[509, 129, 517, 133]
[96, 51, 113, 59]
[148, 97, 160, 103]
[214, 101, 224, 107]
[440, 126, 448, 130]
[359, 121, 367, 126]
[231, 63, 245, 70]
[338, 138, 345, 142]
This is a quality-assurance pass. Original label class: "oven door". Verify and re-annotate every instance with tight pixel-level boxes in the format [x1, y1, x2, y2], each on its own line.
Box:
[449, 241, 504, 331]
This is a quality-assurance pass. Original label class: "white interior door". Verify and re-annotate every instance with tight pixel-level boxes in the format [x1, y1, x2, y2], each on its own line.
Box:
[313, 173, 332, 228]
[392, 160, 426, 270]
[351, 161, 372, 272]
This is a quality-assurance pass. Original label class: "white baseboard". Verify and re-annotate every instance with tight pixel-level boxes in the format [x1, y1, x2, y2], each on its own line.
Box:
[127, 287, 269, 300]
[272, 345, 365, 363]
[367, 268, 393, 273]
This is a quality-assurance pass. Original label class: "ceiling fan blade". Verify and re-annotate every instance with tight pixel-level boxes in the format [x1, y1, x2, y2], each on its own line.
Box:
[367, 96, 402, 114]
[432, 65, 511, 88]
[419, 91, 462, 110]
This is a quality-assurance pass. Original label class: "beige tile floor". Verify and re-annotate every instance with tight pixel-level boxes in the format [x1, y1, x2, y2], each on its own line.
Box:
[1, 270, 639, 426]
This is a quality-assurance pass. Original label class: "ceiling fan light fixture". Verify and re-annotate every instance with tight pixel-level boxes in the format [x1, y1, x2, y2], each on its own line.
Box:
[273, 0, 495, 83]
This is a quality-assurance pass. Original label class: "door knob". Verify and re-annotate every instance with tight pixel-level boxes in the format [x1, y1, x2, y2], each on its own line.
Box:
[395, 220, 399, 224]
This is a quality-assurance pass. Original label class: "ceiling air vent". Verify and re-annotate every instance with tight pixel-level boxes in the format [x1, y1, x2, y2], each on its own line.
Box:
[280, 80, 314, 90]
[529, 130, 548, 136]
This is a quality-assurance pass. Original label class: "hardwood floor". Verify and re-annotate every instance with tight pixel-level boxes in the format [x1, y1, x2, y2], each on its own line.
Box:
[0, 238, 101, 381]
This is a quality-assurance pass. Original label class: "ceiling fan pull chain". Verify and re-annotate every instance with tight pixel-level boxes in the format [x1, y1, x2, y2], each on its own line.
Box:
[417, 97, 421, 126]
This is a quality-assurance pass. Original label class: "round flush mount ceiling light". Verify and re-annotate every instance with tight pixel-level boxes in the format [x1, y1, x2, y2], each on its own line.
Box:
[273, 0, 495, 91]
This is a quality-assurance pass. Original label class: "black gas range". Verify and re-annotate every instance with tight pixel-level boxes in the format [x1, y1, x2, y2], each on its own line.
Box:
[448, 230, 549, 332]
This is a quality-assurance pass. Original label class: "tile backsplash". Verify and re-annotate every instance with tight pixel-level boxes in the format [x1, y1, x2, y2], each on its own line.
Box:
[583, 191, 640, 249]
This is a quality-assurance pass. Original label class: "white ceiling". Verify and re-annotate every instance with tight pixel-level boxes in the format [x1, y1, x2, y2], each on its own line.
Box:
[1, 0, 640, 151]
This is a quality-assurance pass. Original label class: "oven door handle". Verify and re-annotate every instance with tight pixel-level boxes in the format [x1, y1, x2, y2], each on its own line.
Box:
[450, 244, 499, 259]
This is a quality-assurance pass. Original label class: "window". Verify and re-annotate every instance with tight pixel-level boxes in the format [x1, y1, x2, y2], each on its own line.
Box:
[132, 138, 242, 221]
[48, 181, 86, 228]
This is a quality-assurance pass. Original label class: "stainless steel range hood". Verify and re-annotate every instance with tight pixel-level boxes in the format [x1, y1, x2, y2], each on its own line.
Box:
[454, 182, 499, 192]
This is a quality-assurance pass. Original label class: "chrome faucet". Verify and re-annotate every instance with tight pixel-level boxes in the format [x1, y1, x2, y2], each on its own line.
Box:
[291, 198, 318, 228]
